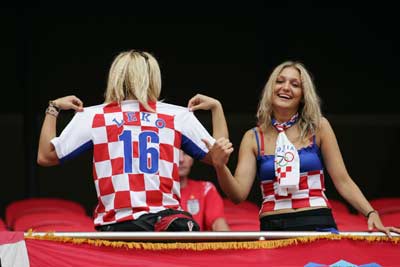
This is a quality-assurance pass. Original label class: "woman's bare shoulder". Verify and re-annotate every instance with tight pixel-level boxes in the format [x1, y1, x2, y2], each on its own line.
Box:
[316, 117, 332, 132]
[243, 127, 259, 139]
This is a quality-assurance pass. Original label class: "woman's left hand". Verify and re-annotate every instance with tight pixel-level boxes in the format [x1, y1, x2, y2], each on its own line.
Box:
[187, 94, 221, 112]
[368, 211, 400, 238]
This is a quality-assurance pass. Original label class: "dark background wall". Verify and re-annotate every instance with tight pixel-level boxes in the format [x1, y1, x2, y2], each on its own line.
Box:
[1, 5, 399, 216]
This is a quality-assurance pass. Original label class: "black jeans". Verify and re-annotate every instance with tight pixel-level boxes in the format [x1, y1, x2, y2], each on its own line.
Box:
[260, 208, 338, 231]
[95, 209, 200, 232]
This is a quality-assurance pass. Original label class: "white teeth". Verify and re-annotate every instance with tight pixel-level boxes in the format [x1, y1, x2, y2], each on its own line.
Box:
[278, 94, 291, 99]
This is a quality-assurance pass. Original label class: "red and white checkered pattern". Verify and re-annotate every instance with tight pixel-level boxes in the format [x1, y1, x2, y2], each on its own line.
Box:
[51, 100, 214, 226]
[260, 170, 329, 213]
[276, 166, 292, 180]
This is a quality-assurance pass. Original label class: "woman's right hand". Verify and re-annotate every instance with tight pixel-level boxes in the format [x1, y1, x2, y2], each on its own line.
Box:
[52, 95, 84, 112]
[203, 137, 233, 167]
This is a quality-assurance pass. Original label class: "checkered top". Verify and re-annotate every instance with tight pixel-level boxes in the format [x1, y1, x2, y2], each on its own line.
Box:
[253, 127, 330, 214]
[260, 170, 330, 213]
[51, 100, 215, 226]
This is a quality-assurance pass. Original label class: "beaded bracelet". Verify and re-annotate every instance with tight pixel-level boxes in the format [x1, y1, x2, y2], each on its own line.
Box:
[49, 100, 60, 112]
[45, 105, 59, 117]
[365, 210, 378, 219]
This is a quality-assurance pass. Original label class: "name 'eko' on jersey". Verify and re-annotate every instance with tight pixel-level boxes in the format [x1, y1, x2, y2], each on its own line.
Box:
[51, 100, 215, 226]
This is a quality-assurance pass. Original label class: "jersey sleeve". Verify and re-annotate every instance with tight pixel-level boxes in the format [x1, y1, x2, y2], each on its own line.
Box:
[50, 110, 94, 163]
[203, 182, 226, 230]
[178, 111, 215, 160]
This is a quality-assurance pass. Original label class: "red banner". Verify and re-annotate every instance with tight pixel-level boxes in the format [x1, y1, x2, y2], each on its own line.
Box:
[23, 236, 400, 267]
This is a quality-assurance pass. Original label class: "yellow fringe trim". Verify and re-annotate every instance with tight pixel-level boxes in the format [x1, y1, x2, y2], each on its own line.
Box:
[24, 230, 400, 251]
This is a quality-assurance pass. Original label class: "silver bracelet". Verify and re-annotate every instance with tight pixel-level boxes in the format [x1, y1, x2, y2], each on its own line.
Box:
[45, 106, 59, 117]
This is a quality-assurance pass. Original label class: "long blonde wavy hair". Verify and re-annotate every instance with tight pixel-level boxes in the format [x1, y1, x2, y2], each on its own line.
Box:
[256, 61, 322, 140]
[104, 50, 161, 112]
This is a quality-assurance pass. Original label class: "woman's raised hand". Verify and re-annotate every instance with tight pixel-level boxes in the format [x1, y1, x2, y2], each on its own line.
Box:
[52, 95, 84, 112]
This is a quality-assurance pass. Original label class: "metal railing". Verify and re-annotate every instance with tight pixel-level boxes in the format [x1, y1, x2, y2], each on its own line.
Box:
[24, 231, 399, 242]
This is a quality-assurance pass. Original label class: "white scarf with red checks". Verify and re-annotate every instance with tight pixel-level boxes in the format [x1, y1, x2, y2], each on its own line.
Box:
[272, 113, 300, 196]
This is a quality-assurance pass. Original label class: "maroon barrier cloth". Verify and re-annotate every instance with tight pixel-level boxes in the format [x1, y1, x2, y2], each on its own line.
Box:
[24, 237, 400, 267]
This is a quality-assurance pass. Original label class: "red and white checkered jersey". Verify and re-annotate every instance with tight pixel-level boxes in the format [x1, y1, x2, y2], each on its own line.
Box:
[260, 170, 329, 213]
[51, 100, 215, 226]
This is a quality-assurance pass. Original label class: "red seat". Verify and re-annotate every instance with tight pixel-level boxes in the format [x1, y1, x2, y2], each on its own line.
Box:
[335, 213, 368, 231]
[338, 212, 400, 231]
[13, 211, 95, 232]
[227, 219, 260, 231]
[33, 224, 95, 232]
[325, 199, 368, 231]
[328, 199, 349, 214]
[0, 218, 7, 231]
[6, 198, 87, 229]
[380, 212, 400, 227]
[223, 199, 260, 231]
[370, 198, 400, 215]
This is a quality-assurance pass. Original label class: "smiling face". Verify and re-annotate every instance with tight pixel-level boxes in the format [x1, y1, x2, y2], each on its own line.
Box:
[272, 66, 303, 113]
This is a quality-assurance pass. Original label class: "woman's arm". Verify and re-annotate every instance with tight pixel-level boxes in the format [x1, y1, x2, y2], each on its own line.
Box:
[205, 130, 258, 204]
[37, 112, 59, 166]
[319, 117, 399, 237]
[187, 94, 256, 202]
[187, 94, 229, 165]
[37, 95, 84, 167]
[187, 94, 228, 139]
